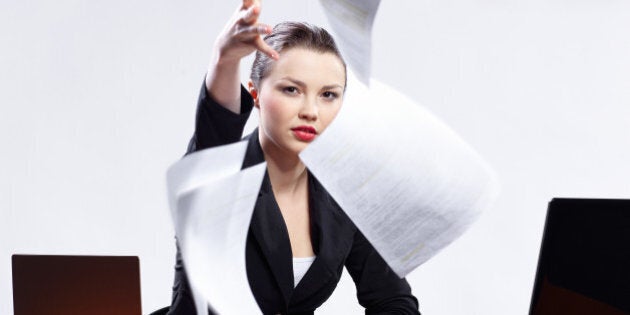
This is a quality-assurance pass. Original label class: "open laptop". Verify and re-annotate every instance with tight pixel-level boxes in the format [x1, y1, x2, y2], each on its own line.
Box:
[529, 198, 630, 315]
[12, 255, 141, 315]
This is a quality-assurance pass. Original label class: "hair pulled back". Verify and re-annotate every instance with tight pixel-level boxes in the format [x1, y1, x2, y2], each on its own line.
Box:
[250, 22, 346, 89]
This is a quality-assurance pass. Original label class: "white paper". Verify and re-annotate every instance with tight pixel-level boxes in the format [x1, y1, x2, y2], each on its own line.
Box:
[319, 0, 381, 85]
[175, 162, 267, 314]
[300, 72, 499, 277]
[166, 141, 248, 236]
[166, 141, 264, 314]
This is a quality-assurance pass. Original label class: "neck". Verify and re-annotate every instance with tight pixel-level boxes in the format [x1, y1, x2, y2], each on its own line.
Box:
[260, 136, 307, 195]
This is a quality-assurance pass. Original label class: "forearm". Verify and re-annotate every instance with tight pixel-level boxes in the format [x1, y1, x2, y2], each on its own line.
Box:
[203, 0, 277, 115]
[205, 51, 242, 114]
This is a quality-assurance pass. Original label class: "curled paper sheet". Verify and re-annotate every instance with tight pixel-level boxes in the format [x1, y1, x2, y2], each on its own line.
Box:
[300, 72, 500, 277]
[166, 142, 266, 314]
[176, 163, 267, 314]
[319, 0, 381, 85]
[166, 141, 248, 236]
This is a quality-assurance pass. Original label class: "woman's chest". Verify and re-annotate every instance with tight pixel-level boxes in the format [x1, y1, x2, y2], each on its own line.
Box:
[274, 187, 315, 258]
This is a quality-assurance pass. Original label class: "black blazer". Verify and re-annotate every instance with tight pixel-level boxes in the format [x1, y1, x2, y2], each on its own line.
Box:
[167, 83, 420, 315]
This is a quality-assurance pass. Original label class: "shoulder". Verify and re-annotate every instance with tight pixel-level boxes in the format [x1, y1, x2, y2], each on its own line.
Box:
[241, 128, 267, 169]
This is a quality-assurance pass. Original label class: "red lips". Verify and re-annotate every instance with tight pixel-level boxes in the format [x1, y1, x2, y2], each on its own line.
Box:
[291, 125, 317, 141]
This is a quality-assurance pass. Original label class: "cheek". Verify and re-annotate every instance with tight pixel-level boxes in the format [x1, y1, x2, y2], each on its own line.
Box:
[259, 94, 290, 126]
[320, 104, 343, 128]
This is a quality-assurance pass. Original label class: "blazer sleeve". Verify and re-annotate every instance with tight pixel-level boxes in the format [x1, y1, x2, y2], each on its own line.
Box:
[345, 230, 421, 315]
[168, 80, 254, 315]
[167, 242, 199, 315]
[185, 79, 254, 155]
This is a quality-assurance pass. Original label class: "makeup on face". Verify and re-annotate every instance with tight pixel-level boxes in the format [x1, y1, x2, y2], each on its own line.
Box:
[291, 125, 318, 142]
[256, 48, 346, 155]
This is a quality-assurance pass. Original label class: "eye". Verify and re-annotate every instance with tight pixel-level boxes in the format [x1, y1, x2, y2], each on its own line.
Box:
[321, 91, 339, 100]
[282, 86, 299, 94]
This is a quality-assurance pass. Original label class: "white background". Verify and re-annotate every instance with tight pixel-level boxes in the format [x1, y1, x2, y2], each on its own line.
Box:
[2, 0, 629, 314]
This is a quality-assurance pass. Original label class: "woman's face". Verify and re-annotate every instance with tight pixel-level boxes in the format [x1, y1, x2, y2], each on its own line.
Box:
[252, 47, 346, 157]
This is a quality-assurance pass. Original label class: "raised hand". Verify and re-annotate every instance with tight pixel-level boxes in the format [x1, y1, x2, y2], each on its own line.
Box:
[205, 0, 278, 113]
[215, 0, 278, 62]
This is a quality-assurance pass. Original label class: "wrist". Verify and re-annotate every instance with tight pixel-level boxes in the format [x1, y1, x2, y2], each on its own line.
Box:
[213, 51, 241, 70]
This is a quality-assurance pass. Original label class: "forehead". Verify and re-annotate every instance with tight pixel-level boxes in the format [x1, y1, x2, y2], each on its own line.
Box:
[263, 48, 346, 85]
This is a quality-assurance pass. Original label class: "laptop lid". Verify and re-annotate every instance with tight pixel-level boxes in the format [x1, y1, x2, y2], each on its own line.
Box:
[12, 255, 141, 315]
[529, 198, 630, 315]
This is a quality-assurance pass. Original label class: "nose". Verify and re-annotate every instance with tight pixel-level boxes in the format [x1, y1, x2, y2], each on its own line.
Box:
[298, 98, 318, 121]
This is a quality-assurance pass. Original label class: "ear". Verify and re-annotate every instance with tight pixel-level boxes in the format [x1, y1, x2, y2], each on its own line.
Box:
[248, 81, 259, 108]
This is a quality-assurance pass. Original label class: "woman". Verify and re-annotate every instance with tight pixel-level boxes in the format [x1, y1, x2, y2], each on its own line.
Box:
[169, 1, 420, 314]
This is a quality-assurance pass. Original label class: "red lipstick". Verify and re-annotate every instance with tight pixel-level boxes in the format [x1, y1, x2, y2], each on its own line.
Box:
[291, 125, 317, 141]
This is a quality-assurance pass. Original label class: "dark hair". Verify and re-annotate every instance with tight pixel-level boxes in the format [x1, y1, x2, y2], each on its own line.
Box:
[250, 21, 347, 89]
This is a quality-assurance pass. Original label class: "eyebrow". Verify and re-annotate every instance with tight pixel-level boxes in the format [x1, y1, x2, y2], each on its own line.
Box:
[280, 77, 343, 90]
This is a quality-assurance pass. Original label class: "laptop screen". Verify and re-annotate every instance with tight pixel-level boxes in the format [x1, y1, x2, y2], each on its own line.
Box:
[530, 198, 630, 315]
[12, 255, 141, 315]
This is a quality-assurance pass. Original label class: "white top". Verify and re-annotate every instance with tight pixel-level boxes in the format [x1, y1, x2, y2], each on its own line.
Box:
[292, 256, 316, 287]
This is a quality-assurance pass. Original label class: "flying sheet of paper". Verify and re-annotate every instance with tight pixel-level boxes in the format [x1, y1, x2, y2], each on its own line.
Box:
[174, 162, 267, 315]
[300, 72, 500, 277]
[319, 0, 381, 85]
[166, 141, 248, 236]
[166, 141, 264, 314]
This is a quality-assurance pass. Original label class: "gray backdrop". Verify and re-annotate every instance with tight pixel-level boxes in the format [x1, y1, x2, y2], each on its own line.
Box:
[2, 0, 629, 313]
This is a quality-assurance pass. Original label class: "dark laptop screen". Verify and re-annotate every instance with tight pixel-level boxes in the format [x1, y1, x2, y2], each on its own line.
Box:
[530, 198, 630, 315]
[12, 255, 141, 315]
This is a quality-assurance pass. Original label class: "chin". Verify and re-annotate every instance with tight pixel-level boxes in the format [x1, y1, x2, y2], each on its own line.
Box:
[289, 146, 307, 156]
[284, 142, 309, 156]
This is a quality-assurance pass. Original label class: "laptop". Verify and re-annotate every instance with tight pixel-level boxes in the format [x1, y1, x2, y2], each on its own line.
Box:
[12, 255, 142, 315]
[529, 198, 630, 315]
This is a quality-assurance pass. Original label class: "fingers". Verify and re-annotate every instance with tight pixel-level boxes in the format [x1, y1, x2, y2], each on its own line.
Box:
[244, 0, 261, 8]
[242, 0, 256, 7]
[235, 24, 271, 37]
[239, 0, 262, 24]
[254, 36, 278, 60]
[232, 23, 276, 59]
[221, 0, 276, 60]
[240, 5, 260, 24]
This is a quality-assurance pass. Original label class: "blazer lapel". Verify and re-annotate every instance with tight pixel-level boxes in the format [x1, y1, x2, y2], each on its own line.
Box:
[290, 173, 356, 302]
[243, 129, 295, 305]
[241, 129, 357, 306]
